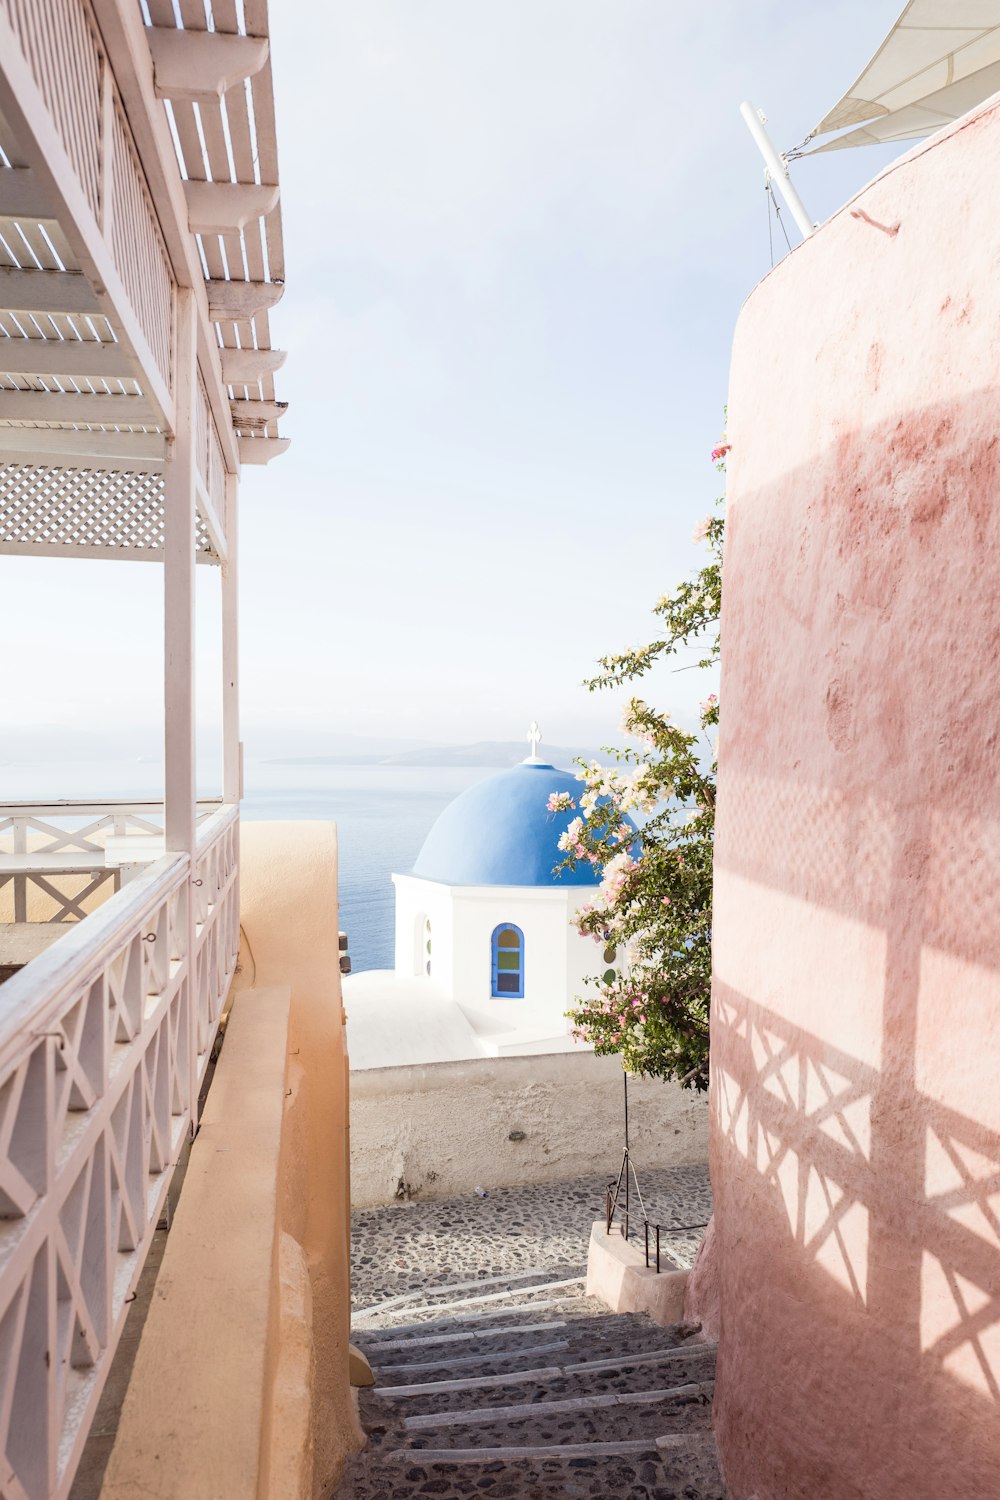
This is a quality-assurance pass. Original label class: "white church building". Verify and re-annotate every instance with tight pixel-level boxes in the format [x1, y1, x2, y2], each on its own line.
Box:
[344, 735, 619, 1069]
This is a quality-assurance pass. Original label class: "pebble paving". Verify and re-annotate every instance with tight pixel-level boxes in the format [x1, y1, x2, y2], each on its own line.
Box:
[351, 1164, 712, 1318]
[336, 1164, 723, 1500]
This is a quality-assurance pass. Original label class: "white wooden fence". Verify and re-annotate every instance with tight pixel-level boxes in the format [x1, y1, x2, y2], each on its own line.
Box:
[0, 804, 238, 1499]
[0, 801, 222, 923]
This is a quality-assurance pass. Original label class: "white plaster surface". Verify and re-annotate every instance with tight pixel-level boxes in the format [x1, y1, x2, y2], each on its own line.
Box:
[373, 873, 611, 1065]
[344, 971, 487, 1069]
[349, 1049, 709, 1208]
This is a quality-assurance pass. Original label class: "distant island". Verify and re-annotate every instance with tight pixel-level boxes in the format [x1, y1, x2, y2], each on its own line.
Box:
[265, 740, 601, 769]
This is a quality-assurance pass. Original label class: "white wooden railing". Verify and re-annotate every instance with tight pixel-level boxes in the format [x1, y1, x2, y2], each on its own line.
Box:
[0, 801, 222, 923]
[0, 804, 238, 1498]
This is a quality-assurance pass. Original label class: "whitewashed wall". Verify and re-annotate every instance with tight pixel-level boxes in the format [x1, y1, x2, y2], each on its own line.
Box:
[350, 1048, 709, 1206]
[392, 874, 455, 989]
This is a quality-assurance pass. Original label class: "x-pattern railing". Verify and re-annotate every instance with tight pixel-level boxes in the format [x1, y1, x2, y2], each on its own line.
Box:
[0, 804, 238, 1499]
[0, 802, 223, 925]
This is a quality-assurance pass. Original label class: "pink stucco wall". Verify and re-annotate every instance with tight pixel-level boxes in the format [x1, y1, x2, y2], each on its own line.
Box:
[712, 98, 1000, 1500]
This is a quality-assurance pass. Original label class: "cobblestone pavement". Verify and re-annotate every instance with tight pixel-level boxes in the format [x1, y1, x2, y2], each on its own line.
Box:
[351, 1163, 712, 1317]
[336, 1165, 723, 1500]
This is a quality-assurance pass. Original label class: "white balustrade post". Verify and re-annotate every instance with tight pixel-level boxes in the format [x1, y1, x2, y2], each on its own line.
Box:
[163, 286, 198, 1128]
[222, 470, 241, 805]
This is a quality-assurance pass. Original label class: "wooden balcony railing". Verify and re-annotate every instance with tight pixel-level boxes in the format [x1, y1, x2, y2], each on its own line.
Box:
[0, 803, 238, 1498]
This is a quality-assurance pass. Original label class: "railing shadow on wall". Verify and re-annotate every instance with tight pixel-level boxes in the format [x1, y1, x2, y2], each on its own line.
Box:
[712, 971, 1000, 1497]
[707, 374, 1000, 1482]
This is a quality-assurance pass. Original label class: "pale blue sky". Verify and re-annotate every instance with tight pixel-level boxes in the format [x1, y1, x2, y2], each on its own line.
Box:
[3, 0, 905, 762]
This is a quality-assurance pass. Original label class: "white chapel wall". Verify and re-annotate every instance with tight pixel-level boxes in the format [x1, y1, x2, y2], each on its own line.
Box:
[392, 875, 455, 991]
[449, 886, 589, 1038]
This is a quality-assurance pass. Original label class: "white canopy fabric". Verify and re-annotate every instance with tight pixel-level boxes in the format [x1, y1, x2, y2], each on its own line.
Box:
[798, 0, 1000, 154]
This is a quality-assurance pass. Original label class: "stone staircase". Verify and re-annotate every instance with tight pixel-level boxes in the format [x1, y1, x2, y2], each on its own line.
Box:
[338, 1265, 727, 1499]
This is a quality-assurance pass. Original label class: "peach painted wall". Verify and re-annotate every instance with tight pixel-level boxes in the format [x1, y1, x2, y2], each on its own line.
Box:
[712, 100, 1000, 1499]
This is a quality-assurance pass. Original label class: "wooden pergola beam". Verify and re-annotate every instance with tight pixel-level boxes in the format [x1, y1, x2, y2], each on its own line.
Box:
[0, 427, 165, 469]
[230, 398, 288, 423]
[0, 390, 155, 423]
[145, 27, 269, 103]
[0, 542, 218, 565]
[184, 181, 279, 236]
[0, 166, 51, 219]
[237, 437, 290, 465]
[220, 347, 286, 384]
[0, 265, 100, 315]
[0, 340, 135, 379]
[206, 279, 283, 322]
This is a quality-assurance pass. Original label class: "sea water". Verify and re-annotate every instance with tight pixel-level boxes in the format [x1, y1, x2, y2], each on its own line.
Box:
[242, 761, 495, 969]
[0, 757, 496, 972]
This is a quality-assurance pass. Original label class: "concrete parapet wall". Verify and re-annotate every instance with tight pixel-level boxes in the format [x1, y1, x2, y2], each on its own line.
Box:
[102, 822, 360, 1500]
[351, 1049, 708, 1207]
[585, 1220, 688, 1325]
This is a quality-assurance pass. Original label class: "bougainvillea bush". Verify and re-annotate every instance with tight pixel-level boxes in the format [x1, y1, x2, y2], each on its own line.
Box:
[556, 445, 727, 1089]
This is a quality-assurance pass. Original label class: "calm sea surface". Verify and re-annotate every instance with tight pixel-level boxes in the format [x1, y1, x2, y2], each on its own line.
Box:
[242, 762, 497, 970]
[0, 758, 498, 972]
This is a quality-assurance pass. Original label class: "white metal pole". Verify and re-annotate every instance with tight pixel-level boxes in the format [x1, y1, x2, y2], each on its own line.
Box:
[740, 100, 816, 241]
[221, 470, 241, 805]
[164, 288, 198, 856]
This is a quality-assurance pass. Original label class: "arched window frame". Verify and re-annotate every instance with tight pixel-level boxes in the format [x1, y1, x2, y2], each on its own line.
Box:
[491, 923, 525, 999]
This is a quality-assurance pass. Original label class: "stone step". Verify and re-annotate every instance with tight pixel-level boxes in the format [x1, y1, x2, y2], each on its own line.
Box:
[398, 1390, 714, 1453]
[336, 1436, 727, 1499]
[373, 1336, 716, 1385]
[373, 1338, 573, 1377]
[374, 1346, 718, 1410]
[367, 1319, 570, 1354]
[400, 1379, 715, 1434]
[356, 1292, 588, 1341]
[351, 1265, 586, 1324]
[352, 1266, 587, 1326]
[365, 1314, 702, 1369]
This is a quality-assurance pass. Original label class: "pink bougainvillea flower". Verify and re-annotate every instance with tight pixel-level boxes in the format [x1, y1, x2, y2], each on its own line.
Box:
[692, 516, 712, 544]
[711, 441, 731, 462]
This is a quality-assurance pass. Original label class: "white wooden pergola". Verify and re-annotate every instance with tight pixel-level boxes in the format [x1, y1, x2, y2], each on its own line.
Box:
[0, 4, 287, 1495]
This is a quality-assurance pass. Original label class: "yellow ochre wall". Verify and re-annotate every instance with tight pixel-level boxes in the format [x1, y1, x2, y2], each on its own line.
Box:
[240, 822, 360, 1497]
[102, 821, 360, 1500]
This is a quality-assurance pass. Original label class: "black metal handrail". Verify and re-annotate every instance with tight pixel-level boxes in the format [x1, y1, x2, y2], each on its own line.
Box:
[604, 1178, 708, 1274]
[603, 1070, 708, 1273]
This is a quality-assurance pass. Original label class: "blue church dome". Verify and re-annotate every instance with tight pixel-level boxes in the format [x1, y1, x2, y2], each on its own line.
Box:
[411, 761, 599, 887]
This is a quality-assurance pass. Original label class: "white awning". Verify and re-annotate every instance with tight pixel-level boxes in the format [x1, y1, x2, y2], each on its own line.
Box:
[799, 0, 1000, 153]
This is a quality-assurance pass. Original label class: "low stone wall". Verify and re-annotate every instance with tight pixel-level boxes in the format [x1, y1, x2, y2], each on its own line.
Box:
[585, 1219, 689, 1326]
[350, 1049, 708, 1207]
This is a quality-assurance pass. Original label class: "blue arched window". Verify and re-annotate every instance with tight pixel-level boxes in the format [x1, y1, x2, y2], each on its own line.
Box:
[491, 923, 524, 998]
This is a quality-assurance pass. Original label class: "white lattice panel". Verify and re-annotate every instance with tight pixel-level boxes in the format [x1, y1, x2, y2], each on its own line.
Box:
[0, 466, 216, 559]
